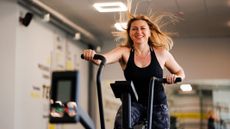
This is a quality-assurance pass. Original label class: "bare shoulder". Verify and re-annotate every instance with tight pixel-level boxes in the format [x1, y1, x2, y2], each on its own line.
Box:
[117, 46, 130, 52]
[116, 46, 131, 69]
[153, 47, 174, 68]
[103, 46, 131, 64]
[113, 46, 130, 56]
[153, 47, 170, 57]
[118, 46, 131, 60]
[105, 46, 129, 54]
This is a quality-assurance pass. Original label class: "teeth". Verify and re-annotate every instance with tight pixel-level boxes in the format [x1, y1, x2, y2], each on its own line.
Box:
[135, 35, 143, 38]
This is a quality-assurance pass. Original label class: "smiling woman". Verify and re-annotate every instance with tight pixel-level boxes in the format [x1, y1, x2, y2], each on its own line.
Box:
[82, 9, 185, 128]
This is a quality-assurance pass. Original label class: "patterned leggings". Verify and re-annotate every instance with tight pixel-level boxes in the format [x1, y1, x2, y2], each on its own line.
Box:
[114, 102, 170, 129]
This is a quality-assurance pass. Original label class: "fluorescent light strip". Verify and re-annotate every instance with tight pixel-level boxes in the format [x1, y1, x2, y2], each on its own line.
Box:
[180, 84, 192, 92]
[114, 22, 127, 31]
[93, 2, 127, 12]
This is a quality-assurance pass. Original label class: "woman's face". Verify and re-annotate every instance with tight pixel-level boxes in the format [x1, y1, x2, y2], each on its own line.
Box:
[129, 20, 151, 45]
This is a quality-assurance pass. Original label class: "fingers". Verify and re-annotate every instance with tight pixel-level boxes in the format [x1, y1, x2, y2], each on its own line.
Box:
[166, 74, 177, 84]
[82, 49, 96, 61]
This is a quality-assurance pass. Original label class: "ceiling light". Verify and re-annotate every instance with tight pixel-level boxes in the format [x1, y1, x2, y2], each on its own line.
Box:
[93, 2, 127, 12]
[114, 22, 127, 31]
[43, 13, 50, 22]
[180, 84, 192, 92]
[73, 33, 81, 40]
[96, 46, 101, 52]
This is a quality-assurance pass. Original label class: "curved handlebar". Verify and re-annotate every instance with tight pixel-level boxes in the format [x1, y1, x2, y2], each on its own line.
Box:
[154, 77, 182, 84]
[147, 76, 182, 129]
[81, 54, 106, 65]
[81, 53, 106, 129]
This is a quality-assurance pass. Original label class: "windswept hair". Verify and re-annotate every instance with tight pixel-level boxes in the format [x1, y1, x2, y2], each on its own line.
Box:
[112, 0, 181, 51]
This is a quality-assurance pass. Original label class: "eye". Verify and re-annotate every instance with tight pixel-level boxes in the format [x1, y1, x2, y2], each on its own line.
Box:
[141, 27, 146, 30]
[131, 27, 138, 31]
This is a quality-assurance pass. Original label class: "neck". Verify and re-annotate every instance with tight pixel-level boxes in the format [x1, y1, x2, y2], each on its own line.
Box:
[133, 44, 150, 55]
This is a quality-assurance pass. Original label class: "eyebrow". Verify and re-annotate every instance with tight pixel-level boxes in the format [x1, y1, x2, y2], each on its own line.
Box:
[131, 25, 147, 28]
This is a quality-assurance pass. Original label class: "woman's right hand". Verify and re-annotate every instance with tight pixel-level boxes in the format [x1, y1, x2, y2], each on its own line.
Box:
[82, 49, 102, 65]
[82, 49, 96, 61]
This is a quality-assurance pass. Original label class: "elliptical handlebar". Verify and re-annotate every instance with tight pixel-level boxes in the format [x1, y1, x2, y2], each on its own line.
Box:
[81, 54, 106, 65]
[146, 76, 182, 129]
[154, 77, 182, 84]
[81, 53, 106, 129]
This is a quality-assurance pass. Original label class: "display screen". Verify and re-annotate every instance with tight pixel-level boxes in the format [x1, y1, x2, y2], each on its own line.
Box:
[57, 80, 71, 102]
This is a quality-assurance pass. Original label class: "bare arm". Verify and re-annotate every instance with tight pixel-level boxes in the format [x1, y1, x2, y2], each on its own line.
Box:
[164, 51, 185, 83]
[102, 47, 126, 64]
[82, 47, 127, 65]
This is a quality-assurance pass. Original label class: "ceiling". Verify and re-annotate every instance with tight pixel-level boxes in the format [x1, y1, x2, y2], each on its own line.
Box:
[30, 0, 230, 46]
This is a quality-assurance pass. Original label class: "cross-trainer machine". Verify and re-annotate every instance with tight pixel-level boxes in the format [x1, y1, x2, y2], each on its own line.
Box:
[110, 77, 181, 129]
[80, 54, 181, 129]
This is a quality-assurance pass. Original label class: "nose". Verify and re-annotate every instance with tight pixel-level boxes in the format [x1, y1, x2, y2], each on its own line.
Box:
[135, 28, 142, 33]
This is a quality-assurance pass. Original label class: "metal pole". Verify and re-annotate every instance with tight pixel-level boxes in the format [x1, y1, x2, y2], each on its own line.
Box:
[147, 77, 155, 129]
[96, 63, 105, 129]
[122, 93, 132, 129]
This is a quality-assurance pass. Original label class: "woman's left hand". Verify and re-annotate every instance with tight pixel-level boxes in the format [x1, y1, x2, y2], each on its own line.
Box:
[165, 74, 177, 84]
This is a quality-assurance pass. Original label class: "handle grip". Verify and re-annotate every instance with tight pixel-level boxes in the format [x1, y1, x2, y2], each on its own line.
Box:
[80, 54, 84, 59]
[81, 54, 106, 64]
[155, 77, 182, 83]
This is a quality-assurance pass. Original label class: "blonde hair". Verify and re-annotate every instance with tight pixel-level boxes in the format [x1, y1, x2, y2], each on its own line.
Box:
[113, 15, 180, 50]
[113, 12, 180, 51]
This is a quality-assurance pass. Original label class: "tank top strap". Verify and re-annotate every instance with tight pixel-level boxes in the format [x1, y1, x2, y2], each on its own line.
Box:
[131, 47, 134, 52]
[150, 47, 153, 52]
[130, 48, 134, 56]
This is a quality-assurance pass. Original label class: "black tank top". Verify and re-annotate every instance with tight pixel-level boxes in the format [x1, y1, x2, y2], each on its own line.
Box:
[124, 48, 167, 106]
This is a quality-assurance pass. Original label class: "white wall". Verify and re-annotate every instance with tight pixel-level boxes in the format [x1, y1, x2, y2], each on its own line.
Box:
[0, 2, 91, 129]
[0, 0, 17, 129]
[15, 7, 90, 129]
[172, 38, 230, 80]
